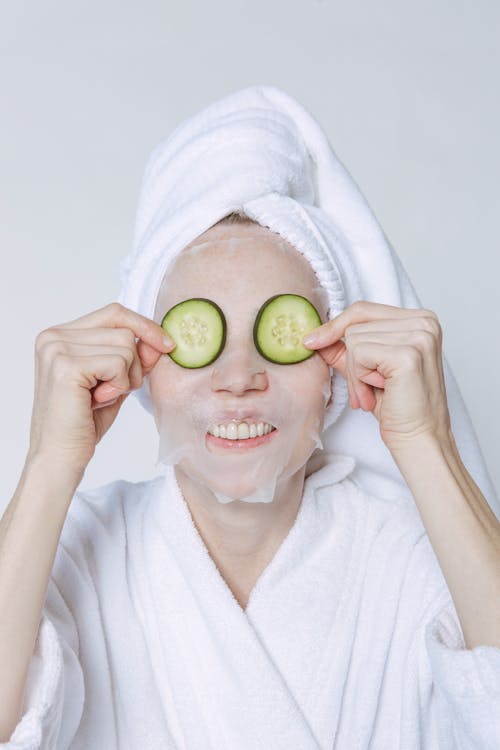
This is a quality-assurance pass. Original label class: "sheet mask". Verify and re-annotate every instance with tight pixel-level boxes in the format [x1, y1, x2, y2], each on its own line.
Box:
[151, 236, 333, 504]
[154, 383, 330, 505]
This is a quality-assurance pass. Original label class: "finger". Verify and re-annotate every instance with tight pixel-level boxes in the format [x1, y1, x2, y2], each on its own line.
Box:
[312, 340, 359, 408]
[302, 301, 435, 348]
[93, 391, 130, 411]
[136, 338, 165, 374]
[40, 326, 159, 382]
[346, 346, 375, 410]
[53, 353, 134, 398]
[93, 350, 144, 403]
[40, 337, 146, 404]
[348, 341, 424, 383]
[343, 315, 441, 337]
[346, 356, 361, 409]
[346, 330, 438, 386]
[315, 340, 347, 373]
[53, 302, 176, 352]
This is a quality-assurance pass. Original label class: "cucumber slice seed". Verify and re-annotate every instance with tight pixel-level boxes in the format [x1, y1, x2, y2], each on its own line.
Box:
[161, 293, 321, 369]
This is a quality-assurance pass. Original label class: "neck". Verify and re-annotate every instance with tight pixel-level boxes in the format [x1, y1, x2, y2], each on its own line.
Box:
[173, 463, 307, 604]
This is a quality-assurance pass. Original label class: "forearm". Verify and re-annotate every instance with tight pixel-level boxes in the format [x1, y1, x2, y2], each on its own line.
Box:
[389, 432, 500, 650]
[0, 455, 80, 742]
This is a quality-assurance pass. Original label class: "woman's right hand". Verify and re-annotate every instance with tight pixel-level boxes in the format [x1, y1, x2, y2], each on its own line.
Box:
[27, 302, 175, 480]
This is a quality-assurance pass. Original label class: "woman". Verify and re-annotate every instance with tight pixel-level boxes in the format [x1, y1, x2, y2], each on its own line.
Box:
[0, 86, 499, 749]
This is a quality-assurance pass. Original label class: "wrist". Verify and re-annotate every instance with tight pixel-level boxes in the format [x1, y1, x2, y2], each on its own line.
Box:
[384, 426, 457, 460]
[384, 429, 464, 485]
[23, 451, 85, 496]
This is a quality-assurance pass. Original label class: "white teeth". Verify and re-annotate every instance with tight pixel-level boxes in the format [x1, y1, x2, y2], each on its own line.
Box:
[209, 420, 275, 440]
[226, 422, 243, 440]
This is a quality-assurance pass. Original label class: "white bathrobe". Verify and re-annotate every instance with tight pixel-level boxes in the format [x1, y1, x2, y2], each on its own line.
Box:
[3, 456, 500, 749]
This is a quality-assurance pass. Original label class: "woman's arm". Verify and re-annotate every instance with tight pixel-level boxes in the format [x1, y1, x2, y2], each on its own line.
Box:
[0, 454, 81, 742]
[389, 431, 500, 650]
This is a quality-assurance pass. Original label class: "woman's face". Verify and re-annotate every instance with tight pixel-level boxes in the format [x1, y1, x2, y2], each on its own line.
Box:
[148, 223, 333, 501]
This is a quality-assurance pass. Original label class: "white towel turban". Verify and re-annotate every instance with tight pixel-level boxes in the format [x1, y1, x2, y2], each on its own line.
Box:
[117, 84, 499, 518]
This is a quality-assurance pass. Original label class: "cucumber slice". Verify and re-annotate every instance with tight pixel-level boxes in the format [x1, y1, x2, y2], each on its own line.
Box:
[161, 298, 226, 368]
[253, 294, 322, 364]
[160, 293, 322, 369]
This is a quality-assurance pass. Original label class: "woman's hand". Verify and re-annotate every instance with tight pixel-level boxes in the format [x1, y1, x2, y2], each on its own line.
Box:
[28, 302, 175, 479]
[302, 301, 453, 452]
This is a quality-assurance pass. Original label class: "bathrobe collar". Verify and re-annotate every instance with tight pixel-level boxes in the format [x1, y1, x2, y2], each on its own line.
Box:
[134, 453, 356, 748]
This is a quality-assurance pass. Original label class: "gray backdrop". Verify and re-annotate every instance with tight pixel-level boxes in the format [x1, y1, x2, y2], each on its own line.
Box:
[1, 0, 498, 509]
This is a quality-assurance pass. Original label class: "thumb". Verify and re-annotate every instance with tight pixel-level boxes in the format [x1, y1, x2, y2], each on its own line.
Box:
[137, 338, 165, 373]
[316, 340, 348, 376]
[315, 340, 386, 389]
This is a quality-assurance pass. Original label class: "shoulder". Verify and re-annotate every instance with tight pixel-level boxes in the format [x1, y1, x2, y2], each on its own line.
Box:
[337, 476, 451, 610]
[318, 471, 414, 534]
[309, 468, 430, 570]
[58, 473, 165, 558]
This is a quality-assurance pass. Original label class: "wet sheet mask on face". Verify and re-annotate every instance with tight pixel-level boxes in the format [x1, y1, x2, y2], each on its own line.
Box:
[150, 235, 333, 505]
[155, 382, 330, 505]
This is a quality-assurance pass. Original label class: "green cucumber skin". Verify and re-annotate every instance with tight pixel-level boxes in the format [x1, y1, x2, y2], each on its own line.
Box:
[253, 294, 321, 365]
[161, 297, 226, 369]
[161, 294, 321, 368]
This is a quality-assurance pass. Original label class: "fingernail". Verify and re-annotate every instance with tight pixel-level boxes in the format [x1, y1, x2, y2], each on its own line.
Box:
[163, 336, 175, 349]
[302, 333, 318, 346]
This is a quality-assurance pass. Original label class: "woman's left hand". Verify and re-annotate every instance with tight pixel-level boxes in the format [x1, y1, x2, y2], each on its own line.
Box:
[302, 301, 453, 452]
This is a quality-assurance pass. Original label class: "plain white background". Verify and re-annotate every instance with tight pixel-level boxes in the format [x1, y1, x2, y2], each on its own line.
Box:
[1, 1, 498, 509]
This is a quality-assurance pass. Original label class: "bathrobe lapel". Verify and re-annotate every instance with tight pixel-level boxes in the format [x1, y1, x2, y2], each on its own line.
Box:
[135, 455, 356, 749]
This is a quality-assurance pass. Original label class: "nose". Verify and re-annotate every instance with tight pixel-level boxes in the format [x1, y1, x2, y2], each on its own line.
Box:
[210, 341, 268, 395]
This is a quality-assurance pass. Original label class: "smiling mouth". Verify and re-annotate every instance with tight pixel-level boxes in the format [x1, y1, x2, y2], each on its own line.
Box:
[205, 428, 278, 449]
